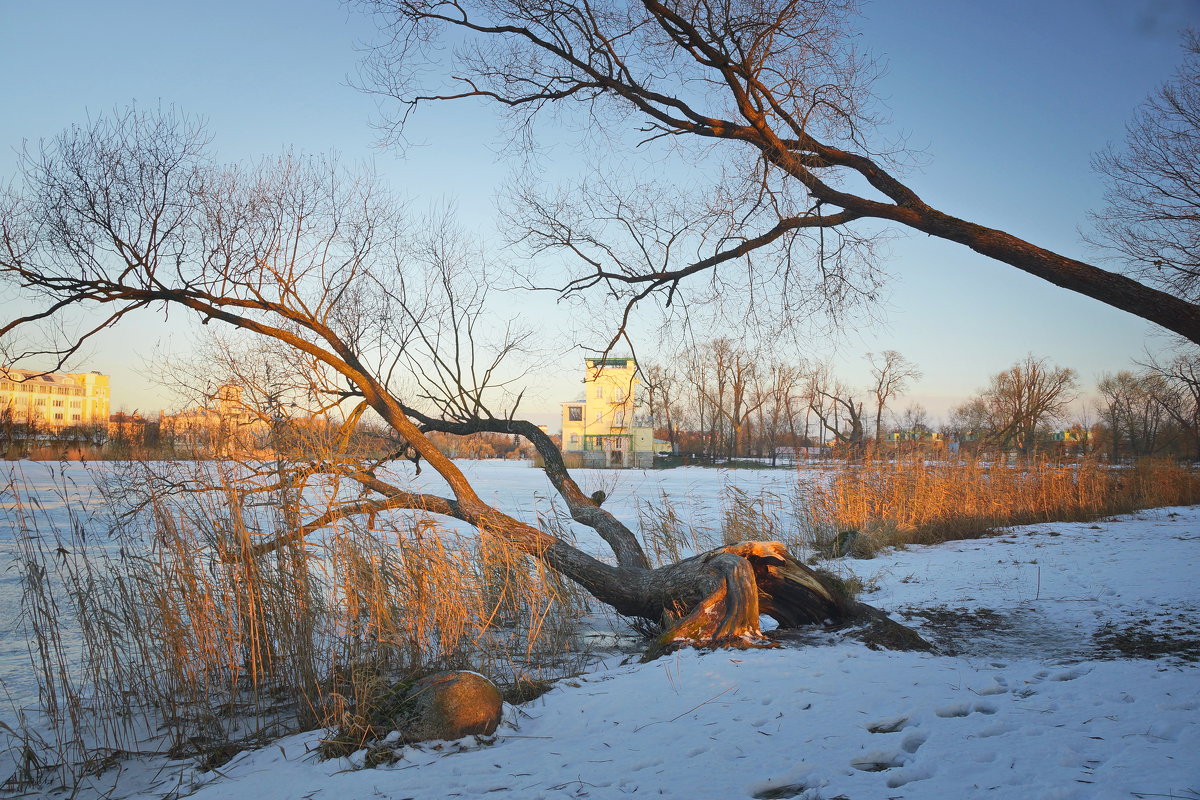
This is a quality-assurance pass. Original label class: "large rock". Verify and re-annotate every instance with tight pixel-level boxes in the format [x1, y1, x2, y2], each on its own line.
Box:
[393, 671, 503, 743]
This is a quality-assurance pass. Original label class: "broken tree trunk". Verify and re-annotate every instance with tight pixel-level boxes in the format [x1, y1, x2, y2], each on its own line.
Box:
[635, 540, 931, 659]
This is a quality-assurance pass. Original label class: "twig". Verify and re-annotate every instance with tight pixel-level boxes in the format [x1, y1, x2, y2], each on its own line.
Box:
[633, 687, 735, 731]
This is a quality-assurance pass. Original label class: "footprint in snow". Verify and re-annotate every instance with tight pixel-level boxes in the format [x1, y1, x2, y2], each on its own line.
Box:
[866, 715, 910, 733]
[900, 730, 928, 754]
[850, 750, 906, 772]
[886, 763, 935, 788]
[976, 722, 1014, 738]
[934, 702, 972, 718]
[934, 700, 997, 718]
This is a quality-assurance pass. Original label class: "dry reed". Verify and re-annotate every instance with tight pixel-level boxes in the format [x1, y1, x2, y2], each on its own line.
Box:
[802, 457, 1200, 558]
[1, 462, 589, 793]
[637, 491, 716, 567]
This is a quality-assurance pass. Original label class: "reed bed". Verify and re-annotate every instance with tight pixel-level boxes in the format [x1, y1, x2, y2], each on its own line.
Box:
[803, 457, 1200, 558]
[1, 463, 588, 794]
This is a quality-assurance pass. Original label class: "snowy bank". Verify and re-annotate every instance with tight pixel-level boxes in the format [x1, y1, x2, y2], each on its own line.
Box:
[62, 505, 1198, 800]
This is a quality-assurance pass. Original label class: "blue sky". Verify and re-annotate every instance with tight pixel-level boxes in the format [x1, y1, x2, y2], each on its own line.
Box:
[1, 0, 1196, 426]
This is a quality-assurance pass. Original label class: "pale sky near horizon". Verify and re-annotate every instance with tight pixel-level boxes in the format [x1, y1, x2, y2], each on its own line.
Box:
[1, 0, 1197, 429]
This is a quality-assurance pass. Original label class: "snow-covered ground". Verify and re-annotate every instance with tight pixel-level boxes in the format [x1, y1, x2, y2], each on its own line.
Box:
[2, 461, 1198, 799]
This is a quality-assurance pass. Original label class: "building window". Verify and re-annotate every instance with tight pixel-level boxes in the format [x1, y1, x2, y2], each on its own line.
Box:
[568, 406, 583, 422]
[594, 387, 603, 399]
[569, 434, 579, 444]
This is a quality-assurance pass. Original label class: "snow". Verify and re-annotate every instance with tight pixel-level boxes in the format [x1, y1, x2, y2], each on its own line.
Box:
[150, 650, 1197, 800]
[2, 461, 1199, 799]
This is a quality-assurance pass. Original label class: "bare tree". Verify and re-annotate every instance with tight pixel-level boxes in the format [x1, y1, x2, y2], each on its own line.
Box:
[1140, 348, 1200, 460]
[358, 0, 1200, 343]
[868, 350, 921, 444]
[804, 366, 865, 456]
[894, 402, 932, 438]
[640, 361, 682, 453]
[947, 395, 992, 454]
[1090, 33, 1200, 302]
[710, 342, 765, 459]
[1097, 371, 1169, 460]
[684, 341, 727, 457]
[964, 356, 1078, 457]
[753, 361, 804, 464]
[0, 110, 922, 655]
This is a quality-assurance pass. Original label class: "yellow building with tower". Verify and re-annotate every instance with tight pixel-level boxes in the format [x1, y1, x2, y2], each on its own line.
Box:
[0, 368, 110, 429]
[560, 357, 655, 468]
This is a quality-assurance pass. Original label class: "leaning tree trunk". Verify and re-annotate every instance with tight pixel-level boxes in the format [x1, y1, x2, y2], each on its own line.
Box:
[360, 407, 932, 658]
[477, 510, 932, 659]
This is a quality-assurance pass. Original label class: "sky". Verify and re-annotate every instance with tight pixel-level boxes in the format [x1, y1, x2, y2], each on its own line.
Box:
[1, 0, 1197, 428]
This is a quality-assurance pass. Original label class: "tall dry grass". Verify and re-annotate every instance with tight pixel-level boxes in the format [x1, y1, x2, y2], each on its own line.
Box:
[637, 491, 715, 567]
[803, 457, 1200, 557]
[1, 462, 588, 793]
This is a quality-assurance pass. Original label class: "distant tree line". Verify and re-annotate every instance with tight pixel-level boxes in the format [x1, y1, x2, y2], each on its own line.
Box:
[1, 409, 533, 462]
[641, 343, 1200, 463]
[1095, 351, 1200, 462]
[5, 346, 1200, 463]
[639, 340, 923, 462]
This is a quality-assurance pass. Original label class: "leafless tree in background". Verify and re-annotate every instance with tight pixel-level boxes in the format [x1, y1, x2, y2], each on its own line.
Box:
[639, 362, 683, 453]
[868, 350, 921, 443]
[753, 362, 804, 464]
[955, 356, 1078, 457]
[895, 403, 932, 438]
[804, 366, 865, 455]
[1139, 349, 1200, 460]
[1097, 371, 1170, 460]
